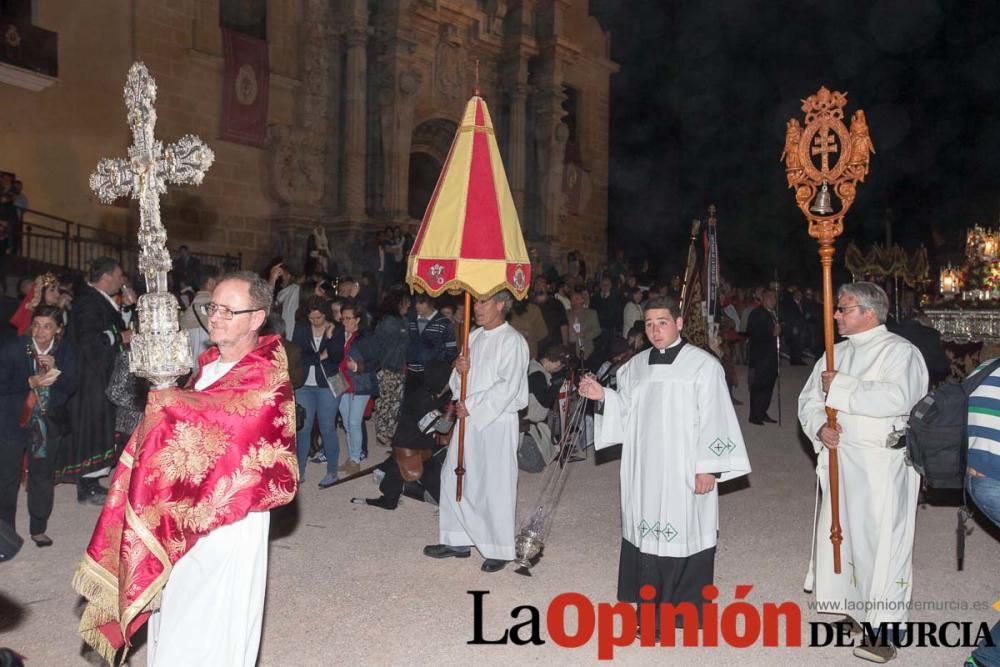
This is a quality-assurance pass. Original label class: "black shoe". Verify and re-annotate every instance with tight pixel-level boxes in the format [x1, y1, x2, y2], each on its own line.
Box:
[423, 544, 471, 559]
[77, 482, 107, 506]
[762, 415, 778, 423]
[481, 558, 508, 573]
[748, 418, 764, 425]
[30, 533, 53, 547]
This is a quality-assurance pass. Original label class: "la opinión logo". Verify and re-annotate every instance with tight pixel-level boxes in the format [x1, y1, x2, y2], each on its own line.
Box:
[468, 587, 995, 660]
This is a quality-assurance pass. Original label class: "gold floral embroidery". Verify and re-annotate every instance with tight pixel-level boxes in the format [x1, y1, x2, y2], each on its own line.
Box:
[98, 521, 123, 572]
[171, 468, 263, 533]
[151, 421, 230, 485]
[274, 399, 297, 439]
[138, 498, 170, 529]
[169, 439, 297, 532]
[121, 530, 151, 600]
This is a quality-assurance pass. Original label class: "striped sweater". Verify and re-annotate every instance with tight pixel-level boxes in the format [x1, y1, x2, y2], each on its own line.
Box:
[967, 365, 1000, 480]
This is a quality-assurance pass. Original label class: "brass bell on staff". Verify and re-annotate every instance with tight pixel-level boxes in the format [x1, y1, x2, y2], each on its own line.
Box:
[810, 181, 834, 215]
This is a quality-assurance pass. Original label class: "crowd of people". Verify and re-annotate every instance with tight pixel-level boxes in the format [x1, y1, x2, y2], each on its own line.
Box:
[0, 235, 996, 665]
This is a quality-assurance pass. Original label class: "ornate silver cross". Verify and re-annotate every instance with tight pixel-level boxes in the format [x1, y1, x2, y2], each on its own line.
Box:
[89, 62, 215, 388]
[90, 62, 214, 293]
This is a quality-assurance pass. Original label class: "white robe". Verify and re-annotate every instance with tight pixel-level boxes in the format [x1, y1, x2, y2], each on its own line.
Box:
[595, 343, 751, 558]
[439, 323, 529, 560]
[147, 360, 270, 667]
[797, 325, 928, 625]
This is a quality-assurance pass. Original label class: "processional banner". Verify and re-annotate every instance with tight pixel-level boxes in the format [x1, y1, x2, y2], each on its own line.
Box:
[220, 28, 269, 147]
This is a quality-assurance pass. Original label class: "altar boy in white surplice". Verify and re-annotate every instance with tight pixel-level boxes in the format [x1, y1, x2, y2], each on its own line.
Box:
[798, 282, 927, 664]
[579, 296, 750, 639]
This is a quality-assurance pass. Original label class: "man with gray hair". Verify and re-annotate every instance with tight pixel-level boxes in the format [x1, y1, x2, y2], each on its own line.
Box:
[798, 281, 928, 663]
[128, 270, 295, 666]
[424, 290, 529, 573]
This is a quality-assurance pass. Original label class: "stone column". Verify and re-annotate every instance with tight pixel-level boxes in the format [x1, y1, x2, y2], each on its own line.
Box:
[533, 66, 567, 240]
[343, 24, 369, 222]
[381, 68, 420, 221]
[507, 80, 528, 215]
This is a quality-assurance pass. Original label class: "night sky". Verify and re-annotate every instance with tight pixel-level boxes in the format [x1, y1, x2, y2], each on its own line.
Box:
[592, 0, 1000, 286]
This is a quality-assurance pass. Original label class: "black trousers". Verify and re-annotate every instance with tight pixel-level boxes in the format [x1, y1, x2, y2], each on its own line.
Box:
[618, 539, 716, 634]
[748, 365, 777, 421]
[0, 435, 57, 535]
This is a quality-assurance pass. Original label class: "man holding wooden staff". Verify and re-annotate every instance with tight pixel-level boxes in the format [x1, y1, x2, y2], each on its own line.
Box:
[798, 282, 927, 663]
[423, 291, 529, 573]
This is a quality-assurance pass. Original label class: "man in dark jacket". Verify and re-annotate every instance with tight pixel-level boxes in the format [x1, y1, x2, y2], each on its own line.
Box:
[0, 305, 78, 546]
[746, 289, 780, 425]
[57, 257, 132, 503]
[591, 277, 624, 337]
[406, 294, 457, 372]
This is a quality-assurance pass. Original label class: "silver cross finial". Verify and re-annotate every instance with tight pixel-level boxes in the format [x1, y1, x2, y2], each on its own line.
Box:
[90, 63, 215, 389]
[90, 62, 214, 293]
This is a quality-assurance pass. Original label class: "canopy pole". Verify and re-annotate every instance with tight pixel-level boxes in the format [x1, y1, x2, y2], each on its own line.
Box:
[456, 291, 472, 501]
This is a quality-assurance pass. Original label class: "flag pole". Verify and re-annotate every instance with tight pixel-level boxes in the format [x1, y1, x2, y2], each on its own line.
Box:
[455, 290, 472, 501]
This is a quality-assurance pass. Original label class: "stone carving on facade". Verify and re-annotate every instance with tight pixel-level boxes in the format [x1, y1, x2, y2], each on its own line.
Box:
[268, 124, 325, 208]
[534, 98, 569, 238]
[268, 0, 331, 211]
[436, 24, 465, 101]
[483, 0, 508, 36]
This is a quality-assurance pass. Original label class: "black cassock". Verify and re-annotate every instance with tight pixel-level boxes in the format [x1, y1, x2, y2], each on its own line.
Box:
[56, 285, 126, 482]
[745, 305, 778, 423]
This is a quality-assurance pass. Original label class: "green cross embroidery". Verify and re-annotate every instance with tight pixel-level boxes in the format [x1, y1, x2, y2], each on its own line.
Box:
[848, 561, 858, 588]
[895, 579, 909, 588]
[657, 523, 678, 542]
[638, 520, 678, 542]
[709, 438, 727, 456]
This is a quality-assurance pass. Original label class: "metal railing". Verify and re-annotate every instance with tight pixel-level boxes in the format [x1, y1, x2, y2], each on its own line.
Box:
[16, 207, 242, 277]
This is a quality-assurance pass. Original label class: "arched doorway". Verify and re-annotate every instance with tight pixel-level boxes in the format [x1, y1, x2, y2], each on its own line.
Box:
[408, 152, 441, 221]
[408, 118, 457, 221]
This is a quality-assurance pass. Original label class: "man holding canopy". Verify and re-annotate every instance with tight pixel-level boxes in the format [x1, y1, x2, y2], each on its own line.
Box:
[423, 290, 528, 573]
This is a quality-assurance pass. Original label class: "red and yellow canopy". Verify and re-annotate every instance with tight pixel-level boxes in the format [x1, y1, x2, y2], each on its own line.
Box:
[407, 94, 531, 300]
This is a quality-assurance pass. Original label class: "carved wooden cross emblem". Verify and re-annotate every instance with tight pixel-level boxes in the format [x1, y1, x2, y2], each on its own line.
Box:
[811, 129, 838, 173]
[89, 62, 214, 293]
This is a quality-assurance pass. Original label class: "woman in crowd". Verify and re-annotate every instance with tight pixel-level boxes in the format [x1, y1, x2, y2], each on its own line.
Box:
[622, 285, 644, 336]
[291, 295, 344, 487]
[10, 273, 60, 335]
[372, 288, 410, 447]
[337, 301, 378, 477]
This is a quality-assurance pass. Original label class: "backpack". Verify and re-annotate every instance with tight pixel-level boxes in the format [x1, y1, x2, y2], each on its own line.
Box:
[905, 357, 1000, 489]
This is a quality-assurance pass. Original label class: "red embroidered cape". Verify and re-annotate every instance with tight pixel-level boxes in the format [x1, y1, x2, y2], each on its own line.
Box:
[72, 335, 299, 663]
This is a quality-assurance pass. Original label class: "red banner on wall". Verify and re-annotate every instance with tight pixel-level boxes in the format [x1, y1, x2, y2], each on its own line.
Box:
[220, 28, 269, 147]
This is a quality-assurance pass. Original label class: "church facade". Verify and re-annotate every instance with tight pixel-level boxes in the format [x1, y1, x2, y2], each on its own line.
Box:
[1, 0, 616, 275]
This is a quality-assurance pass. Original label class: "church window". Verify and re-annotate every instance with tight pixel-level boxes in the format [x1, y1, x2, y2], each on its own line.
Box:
[0, 0, 32, 22]
[220, 0, 266, 39]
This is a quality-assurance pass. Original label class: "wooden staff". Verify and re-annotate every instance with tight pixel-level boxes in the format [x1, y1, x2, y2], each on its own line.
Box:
[783, 87, 873, 575]
[817, 230, 843, 574]
[455, 290, 472, 501]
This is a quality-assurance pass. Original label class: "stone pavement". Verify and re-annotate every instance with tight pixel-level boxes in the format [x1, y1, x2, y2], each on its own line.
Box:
[1, 365, 998, 665]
